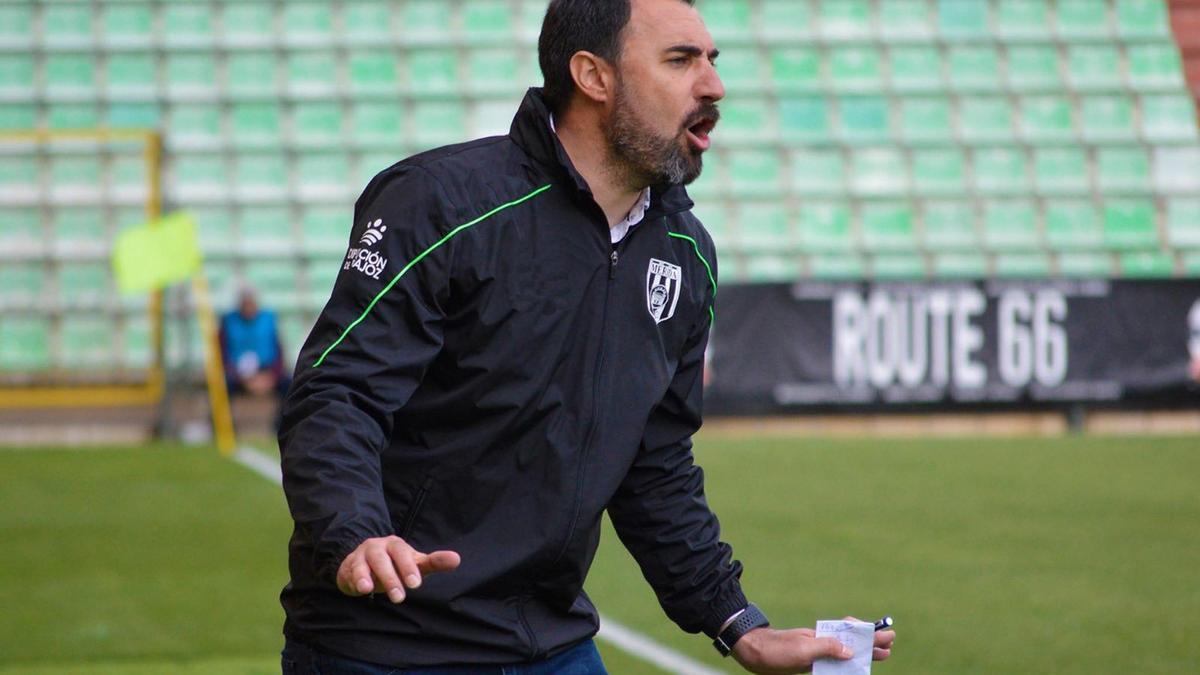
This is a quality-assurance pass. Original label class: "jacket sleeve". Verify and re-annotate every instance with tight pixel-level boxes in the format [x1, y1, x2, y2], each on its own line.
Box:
[279, 166, 456, 584]
[606, 249, 748, 640]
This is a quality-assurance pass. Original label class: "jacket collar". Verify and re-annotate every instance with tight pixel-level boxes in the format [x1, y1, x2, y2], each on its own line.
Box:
[509, 88, 694, 221]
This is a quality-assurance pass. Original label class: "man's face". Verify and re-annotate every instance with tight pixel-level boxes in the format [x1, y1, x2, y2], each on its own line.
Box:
[602, 0, 724, 187]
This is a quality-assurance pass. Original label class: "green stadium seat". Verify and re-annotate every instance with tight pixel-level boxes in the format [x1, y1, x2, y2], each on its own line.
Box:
[1096, 146, 1151, 192]
[204, 260, 238, 308]
[244, 261, 302, 311]
[278, 313, 314, 360]
[405, 0, 456, 42]
[360, 152, 404, 180]
[932, 253, 989, 278]
[110, 153, 149, 199]
[164, 53, 218, 97]
[51, 207, 107, 256]
[287, 52, 339, 95]
[105, 52, 157, 95]
[305, 258, 341, 309]
[0, 208, 41, 254]
[1118, 250, 1175, 277]
[743, 254, 802, 282]
[959, 96, 1015, 141]
[760, 0, 816, 40]
[351, 102, 404, 143]
[348, 50, 400, 93]
[797, 202, 855, 251]
[222, 4, 275, 45]
[770, 48, 822, 92]
[172, 153, 228, 200]
[861, 201, 917, 251]
[877, 0, 935, 39]
[407, 49, 459, 93]
[517, 0, 549, 42]
[995, 0, 1050, 39]
[819, 0, 872, 40]
[728, 150, 784, 197]
[700, 0, 754, 40]
[292, 102, 346, 145]
[1141, 95, 1200, 141]
[0, 152, 37, 191]
[1080, 95, 1137, 141]
[716, 48, 765, 92]
[686, 152, 723, 199]
[191, 206, 235, 257]
[1066, 45, 1121, 90]
[1165, 199, 1200, 247]
[281, 3, 335, 45]
[889, 46, 943, 91]
[0, 317, 51, 371]
[229, 102, 283, 146]
[974, 147, 1031, 195]
[871, 253, 927, 279]
[1044, 200, 1103, 250]
[0, 264, 45, 306]
[344, 2, 394, 40]
[995, 252, 1052, 278]
[120, 318, 154, 369]
[1127, 44, 1185, 89]
[295, 152, 351, 197]
[1005, 46, 1061, 89]
[169, 104, 222, 147]
[837, 96, 891, 143]
[226, 52, 279, 95]
[789, 149, 846, 195]
[412, 101, 468, 145]
[937, 0, 990, 38]
[238, 206, 294, 254]
[808, 253, 867, 279]
[779, 97, 830, 143]
[467, 49, 524, 93]
[982, 200, 1041, 250]
[851, 148, 907, 195]
[947, 46, 1001, 90]
[735, 203, 793, 251]
[0, 103, 36, 130]
[42, 4, 93, 46]
[301, 205, 348, 253]
[462, 0, 516, 40]
[1181, 251, 1200, 276]
[0, 54, 33, 97]
[829, 46, 884, 91]
[106, 102, 160, 129]
[44, 53, 94, 93]
[162, 4, 216, 46]
[1033, 148, 1089, 195]
[101, 3, 152, 47]
[472, 99, 520, 138]
[49, 156, 102, 192]
[922, 201, 980, 251]
[1103, 199, 1159, 248]
[0, 5, 33, 47]
[1058, 251, 1114, 277]
[233, 153, 289, 199]
[57, 263, 111, 309]
[692, 202, 732, 249]
[912, 149, 966, 195]
[720, 98, 774, 142]
[46, 104, 100, 130]
[1020, 96, 1075, 141]
[1114, 0, 1170, 38]
[1055, 0, 1112, 38]
[899, 97, 954, 142]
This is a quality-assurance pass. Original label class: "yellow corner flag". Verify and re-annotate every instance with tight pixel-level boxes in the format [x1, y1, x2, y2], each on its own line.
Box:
[112, 211, 203, 294]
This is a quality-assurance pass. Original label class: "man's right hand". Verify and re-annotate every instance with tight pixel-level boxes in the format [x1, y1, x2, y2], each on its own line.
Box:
[335, 535, 461, 603]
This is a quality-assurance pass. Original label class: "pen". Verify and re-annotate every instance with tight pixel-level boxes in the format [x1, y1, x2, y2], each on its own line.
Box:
[874, 616, 893, 631]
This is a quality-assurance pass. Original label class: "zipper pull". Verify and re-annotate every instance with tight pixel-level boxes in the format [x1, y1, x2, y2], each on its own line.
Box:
[609, 249, 619, 279]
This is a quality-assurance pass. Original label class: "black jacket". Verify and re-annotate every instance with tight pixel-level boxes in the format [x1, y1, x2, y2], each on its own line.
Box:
[279, 88, 746, 667]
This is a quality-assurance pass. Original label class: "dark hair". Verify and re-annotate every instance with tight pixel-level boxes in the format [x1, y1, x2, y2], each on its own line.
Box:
[537, 0, 696, 116]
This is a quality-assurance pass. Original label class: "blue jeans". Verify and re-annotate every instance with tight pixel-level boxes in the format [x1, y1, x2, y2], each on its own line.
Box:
[281, 636, 608, 675]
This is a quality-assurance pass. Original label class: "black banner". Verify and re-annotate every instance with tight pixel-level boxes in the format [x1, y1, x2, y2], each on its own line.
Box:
[707, 279, 1200, 413]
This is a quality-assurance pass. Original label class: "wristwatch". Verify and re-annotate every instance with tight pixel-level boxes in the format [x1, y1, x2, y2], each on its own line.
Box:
[712, 603, 770, 657]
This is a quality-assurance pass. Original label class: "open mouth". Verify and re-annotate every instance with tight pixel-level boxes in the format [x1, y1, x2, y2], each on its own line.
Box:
[685, 117, 717, 151]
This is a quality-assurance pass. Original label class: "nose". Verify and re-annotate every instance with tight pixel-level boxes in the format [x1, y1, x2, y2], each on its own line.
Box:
[697, 58, 725, 103]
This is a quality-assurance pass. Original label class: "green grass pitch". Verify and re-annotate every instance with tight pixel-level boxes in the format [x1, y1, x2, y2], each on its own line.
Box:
[1, 434, 1197, 673]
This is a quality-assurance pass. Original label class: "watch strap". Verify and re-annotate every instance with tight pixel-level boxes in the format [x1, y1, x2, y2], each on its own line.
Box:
[713, 603, 770, 657]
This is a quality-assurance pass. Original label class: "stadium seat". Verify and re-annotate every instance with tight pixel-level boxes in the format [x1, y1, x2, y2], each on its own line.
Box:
[101, 3, 153, 48]
[1033, 148, 1089, 195]
[192, 206, 235, 257]
[42, 4, 93, 47]
[110, 153, 149, 202]
[222, 4, 276, 47]
[51, 207, 108, 258]
[226, 52, 280, 96]
[1153, 148, 1200, 194]
[898, 96, 954, 142]
[348, 50, 400, 93]
[1127, 44, 1185, 89]
[1165, 199, 1200, 248]
[837, 96, 891, 144]
[1080, 95, 1138, 141]
[995, 0, 1050, 39]
[830, 46, 884, 91]
[983, 200, 1041, 250]
[292, 102, 346, 147]
[720, 98, 775, 142]
[0, 151, 37, 194]
[959, 97, 1015, 142]
[973, 147, 1031, 195]
[852, 148, 907, 195]
[1114, 0, 1171, 38]
[516, 0, 548, 43]
[397, 0, 450, 43]
[701, 0, 754, 41]
[411, 101, 467, 146]
[735, 202, 793, 251]
[46, 104, 100, 130]
[878, 0, 934, 39]
[759, 0, 816, 41]
[48, 156, 102, 199]
[56, 262, 111, 310]
[0, 103, 36, 130]
[44, 53, 94, 94]
[164, 53, 219, 98]
[694, 202, 733, 249]
[107, 102, 160, 130]
[727, 150, 785, 197]
[797, 202, 855, 251]
[1044, 200, 1104, 250]
[359, 151, 404, 181]
[287, 52, 339, 96]
[472, 98, 522, 138]
[947, 46, 1002, 90]
[230, 102, 284, 147]
[351, 102, 405, 144]
[462, 0, 517, 40]
[467, 49, 525, 94]
[60, 317, 116, 369]
[789, 149, 846, 195]
[233, 153, 289, 201]
[295, 152, 352, 199]
[1141, 95, 1200, 141]
[344, 2, 394, 41]
[807, 253, 867, 279]
[169, 104, 223, 149]
[937, 0, 989, 39]
[717, 48, 765, 93]
[0, 208, 42, 255]
[120, 318, 154, 369]
[871, 253, 927, 279]
[162, 4, 216, 47]
[0, 4, 33, 48]
[1055, 0, 1113, 38]
[1005, 46, 1061, 89]
[921, 201, 981, 251]
[171, 153, 227, 201]
[913, 149, 966, 195]
[305, 257, 342, 310]
[407, 49, 459, 93]
[1020, 96, 1076, 141]
[0, 317, 51, 371]
[278, 313, 315, 361]
[743, 254, 802, 282]
[281, 3, 336, 46]
[995, 252, 1053, 278]
[301, 205, 348, 254]
[861, 201, 917, 251]
[1102, 199, 1160, 248]
[1118, 250, 1176, 277]
[1066, 45, 1122, 90]
[0, 264, 45, 308]
[770, 48, 822, 92]
[778, 97, 830, 143]
[1096, 146, 1152, 192]
[890, 46, 943, 92]
[0, 55, 34, 99]
[932, 253, 989, 278]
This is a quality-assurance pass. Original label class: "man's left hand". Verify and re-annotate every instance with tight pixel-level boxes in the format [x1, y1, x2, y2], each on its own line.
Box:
[731, 619, 895, 675]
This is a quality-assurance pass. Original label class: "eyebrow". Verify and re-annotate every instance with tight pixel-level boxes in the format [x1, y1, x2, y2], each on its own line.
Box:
[664, 44, 720, 61]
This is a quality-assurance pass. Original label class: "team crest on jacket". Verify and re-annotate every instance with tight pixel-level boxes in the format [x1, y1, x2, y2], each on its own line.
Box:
[646, 258, 682, 324]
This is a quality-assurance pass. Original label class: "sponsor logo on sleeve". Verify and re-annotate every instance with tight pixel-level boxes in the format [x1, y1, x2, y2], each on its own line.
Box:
[647, 258, 682, 324]
[344, 219, 389, 280]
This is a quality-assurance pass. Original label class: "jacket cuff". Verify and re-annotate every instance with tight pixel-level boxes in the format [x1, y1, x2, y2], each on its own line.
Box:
[700, 585, 751, 639]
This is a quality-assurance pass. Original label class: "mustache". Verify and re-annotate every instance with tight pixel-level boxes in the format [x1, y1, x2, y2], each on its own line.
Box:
[683, 102, 721, 129]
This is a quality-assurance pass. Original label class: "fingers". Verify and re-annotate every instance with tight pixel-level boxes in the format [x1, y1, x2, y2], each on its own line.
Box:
[335, 537, 462, 603]
[387, 539, 423, 590]
[873, 647, 892, 661]
[808, 636, 854, 661]
[365, 544, 406, 603]
[416, 550, 462, 574]
[873, 629, 895, 661]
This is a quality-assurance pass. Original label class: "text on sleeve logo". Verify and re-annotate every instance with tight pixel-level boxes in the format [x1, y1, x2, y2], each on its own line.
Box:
[344, 218, 390, 280]
[646, 258, 682, 324]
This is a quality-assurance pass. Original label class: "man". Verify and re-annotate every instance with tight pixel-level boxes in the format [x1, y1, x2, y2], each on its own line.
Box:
[220, 286, 290, 405]
[278, 1, 896, 673]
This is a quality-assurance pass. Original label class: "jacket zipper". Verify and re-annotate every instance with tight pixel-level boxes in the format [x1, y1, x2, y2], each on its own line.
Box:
[398, 475, 434, 539]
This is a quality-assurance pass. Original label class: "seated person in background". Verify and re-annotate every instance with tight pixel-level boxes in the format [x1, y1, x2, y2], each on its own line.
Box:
[220, 287, 291, 412]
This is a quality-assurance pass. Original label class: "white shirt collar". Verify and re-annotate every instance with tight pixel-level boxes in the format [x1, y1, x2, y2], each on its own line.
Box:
[549, 115, 652, 245]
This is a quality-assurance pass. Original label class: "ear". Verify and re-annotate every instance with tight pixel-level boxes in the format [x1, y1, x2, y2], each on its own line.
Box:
[568, 51, 616, 105]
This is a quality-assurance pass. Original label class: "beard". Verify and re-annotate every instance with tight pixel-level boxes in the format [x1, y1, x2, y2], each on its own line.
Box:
[604, 79, 717, 188]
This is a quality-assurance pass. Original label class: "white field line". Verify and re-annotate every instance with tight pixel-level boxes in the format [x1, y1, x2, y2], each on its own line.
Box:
[232, 446, 727, 675]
